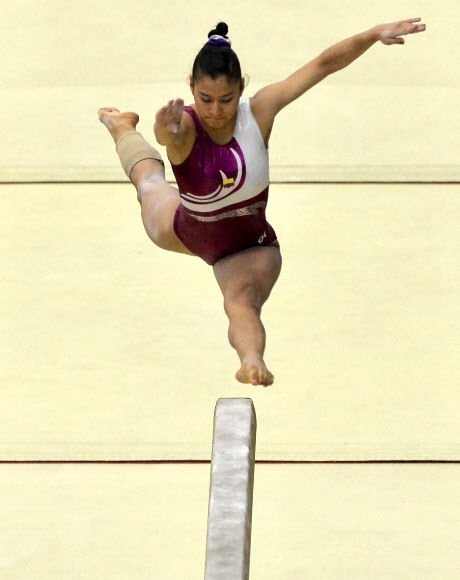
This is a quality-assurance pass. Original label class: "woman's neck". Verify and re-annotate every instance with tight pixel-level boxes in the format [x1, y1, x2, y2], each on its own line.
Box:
[192, 105, 238, 145]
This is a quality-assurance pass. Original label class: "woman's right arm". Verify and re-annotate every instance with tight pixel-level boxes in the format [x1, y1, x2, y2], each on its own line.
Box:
[154, 98, 195, 164]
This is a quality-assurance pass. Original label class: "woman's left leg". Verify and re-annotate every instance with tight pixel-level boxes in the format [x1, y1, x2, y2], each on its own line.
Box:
[98, 107, 193, 256]
[212, 243, 282, 387]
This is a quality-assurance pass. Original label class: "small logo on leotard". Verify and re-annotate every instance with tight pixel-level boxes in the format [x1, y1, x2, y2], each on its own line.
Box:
[258, 231, 267, 244]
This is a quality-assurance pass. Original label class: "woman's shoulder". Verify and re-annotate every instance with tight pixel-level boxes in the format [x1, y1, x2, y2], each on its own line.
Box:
[238, 97, 251, 114]
[183, 104, 208, 136]
[237, 97, 258, 126]
[245, 95, 274, 147]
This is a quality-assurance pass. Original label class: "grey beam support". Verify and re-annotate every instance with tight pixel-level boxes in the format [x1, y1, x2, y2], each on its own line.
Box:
[204, 398, 257, 580]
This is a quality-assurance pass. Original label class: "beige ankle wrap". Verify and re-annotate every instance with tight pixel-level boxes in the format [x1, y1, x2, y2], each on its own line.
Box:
[115, 131, 164, 178]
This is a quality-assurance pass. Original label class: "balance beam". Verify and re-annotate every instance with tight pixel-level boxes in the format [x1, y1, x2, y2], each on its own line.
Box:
[204, 398, 257, 580]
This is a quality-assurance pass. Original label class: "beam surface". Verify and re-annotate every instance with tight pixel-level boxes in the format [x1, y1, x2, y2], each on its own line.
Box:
[204, 398, 257, 580]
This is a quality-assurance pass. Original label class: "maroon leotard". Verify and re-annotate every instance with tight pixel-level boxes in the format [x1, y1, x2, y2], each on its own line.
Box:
[171, 99, 277, 265]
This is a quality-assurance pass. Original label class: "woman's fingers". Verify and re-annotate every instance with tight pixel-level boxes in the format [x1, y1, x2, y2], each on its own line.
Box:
[379, 18, 426, 45]
[156, 98, 184, 132]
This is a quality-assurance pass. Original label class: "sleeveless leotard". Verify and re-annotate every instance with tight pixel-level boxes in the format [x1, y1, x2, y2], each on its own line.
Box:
[171, 98, 277, 265]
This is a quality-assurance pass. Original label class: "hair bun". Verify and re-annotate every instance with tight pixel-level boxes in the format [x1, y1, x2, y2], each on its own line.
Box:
[208, 22, 229, 39]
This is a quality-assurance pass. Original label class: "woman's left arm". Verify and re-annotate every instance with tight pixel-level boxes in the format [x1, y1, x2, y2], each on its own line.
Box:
[251, 18, 426, 134]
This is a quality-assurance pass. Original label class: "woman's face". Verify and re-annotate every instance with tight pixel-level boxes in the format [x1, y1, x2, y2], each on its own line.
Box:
[191, 75, 244, 131]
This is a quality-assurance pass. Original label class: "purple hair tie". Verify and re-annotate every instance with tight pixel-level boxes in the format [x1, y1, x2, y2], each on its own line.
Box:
[206, 35, 231, 47]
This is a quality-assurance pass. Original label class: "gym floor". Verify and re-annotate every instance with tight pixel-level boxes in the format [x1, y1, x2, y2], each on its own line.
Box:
[1, 182, 459, 578]
[1, 1, 459, 577]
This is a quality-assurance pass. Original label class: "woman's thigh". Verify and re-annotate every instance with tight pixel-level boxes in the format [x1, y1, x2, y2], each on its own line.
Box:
[213, 244, 282, 307]
[137, 173, 194, 255]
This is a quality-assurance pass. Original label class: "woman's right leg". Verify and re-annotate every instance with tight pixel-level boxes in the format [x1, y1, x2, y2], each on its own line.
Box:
[98, 107, 194, 256]
[213, 244, 282, 387]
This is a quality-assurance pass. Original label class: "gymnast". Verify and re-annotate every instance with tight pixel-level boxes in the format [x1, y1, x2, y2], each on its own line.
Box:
[98, 18, 426, 387]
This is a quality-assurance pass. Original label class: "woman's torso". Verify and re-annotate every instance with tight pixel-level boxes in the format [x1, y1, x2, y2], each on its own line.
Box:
[171, 98, 270, 218]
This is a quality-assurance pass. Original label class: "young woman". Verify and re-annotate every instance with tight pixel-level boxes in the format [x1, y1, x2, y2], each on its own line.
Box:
[98, 18, 426, 387]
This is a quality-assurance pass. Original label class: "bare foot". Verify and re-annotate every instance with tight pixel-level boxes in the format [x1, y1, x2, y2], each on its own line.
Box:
[236, 356, 274, 387]
[98, 107, 140, 143]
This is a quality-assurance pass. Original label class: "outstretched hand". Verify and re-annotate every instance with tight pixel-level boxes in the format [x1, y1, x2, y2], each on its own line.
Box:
[377, 18, 426, 45]
[155, 98, 185, 134]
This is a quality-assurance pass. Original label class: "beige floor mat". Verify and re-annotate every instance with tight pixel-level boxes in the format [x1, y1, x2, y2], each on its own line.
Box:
[2, 183, 458, 460]
[0, 463, 458, 579]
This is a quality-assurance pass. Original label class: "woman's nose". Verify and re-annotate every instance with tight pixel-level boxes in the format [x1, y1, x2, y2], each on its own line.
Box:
[210, 101, 223, 116]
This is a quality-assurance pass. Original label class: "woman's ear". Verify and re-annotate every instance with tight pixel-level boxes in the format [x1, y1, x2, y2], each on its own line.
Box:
[189, 76, 194, 94]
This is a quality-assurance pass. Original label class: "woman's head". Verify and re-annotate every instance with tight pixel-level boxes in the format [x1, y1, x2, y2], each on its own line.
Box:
[190, 23, 244, 130]
[191, 22, 242, 86]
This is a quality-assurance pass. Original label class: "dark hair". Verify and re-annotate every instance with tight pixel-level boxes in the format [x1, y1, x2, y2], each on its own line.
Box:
[191, 22, 242, 83]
